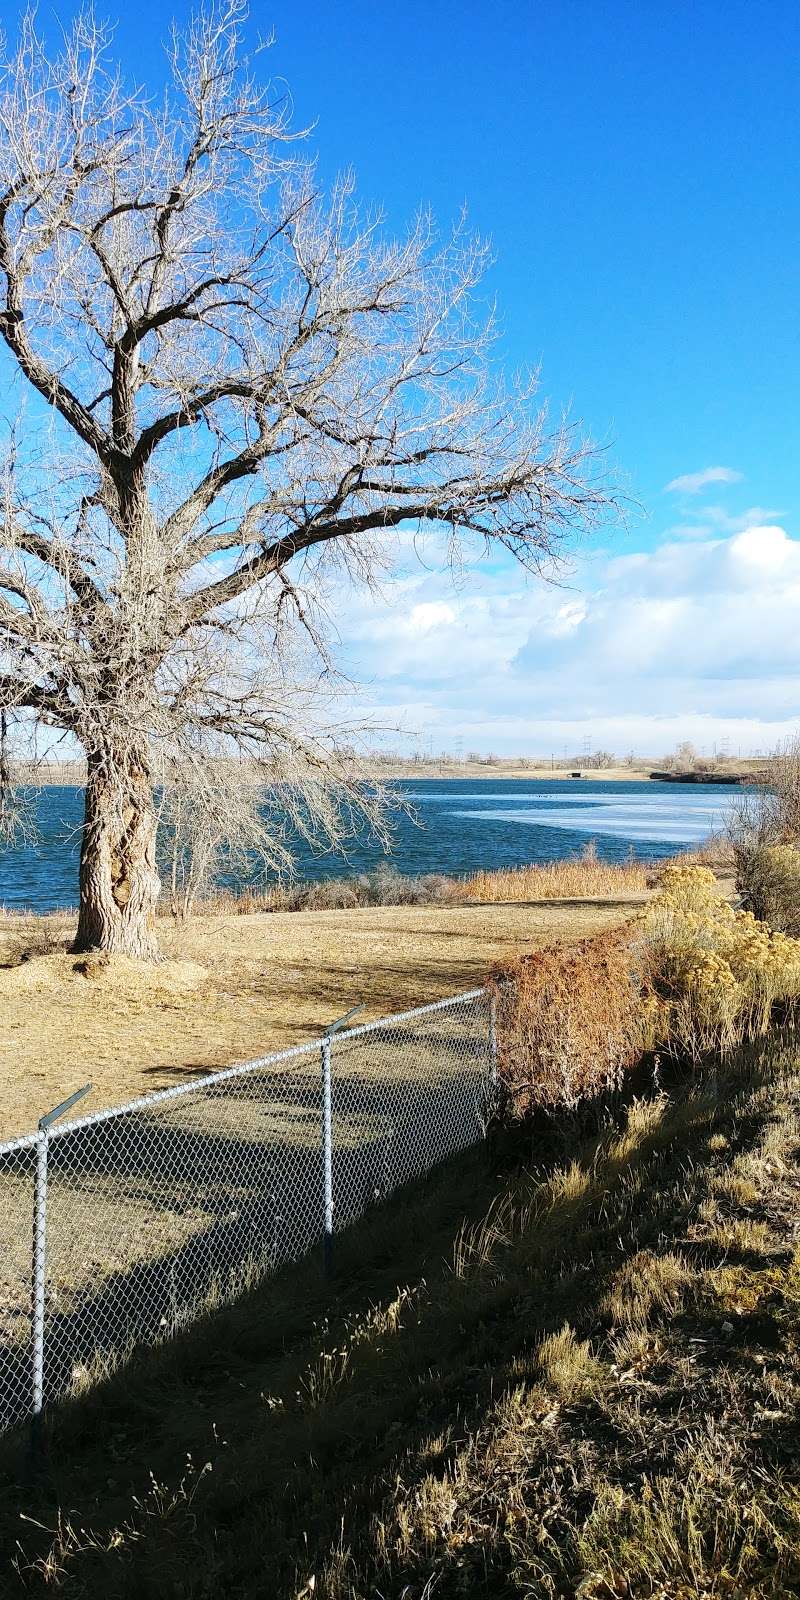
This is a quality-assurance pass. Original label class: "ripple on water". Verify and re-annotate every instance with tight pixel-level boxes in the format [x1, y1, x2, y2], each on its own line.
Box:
[0, 779, 740, 913]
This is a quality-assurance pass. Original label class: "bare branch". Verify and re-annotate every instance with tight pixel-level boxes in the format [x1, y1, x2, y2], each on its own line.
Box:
[0, 3, 620, 956]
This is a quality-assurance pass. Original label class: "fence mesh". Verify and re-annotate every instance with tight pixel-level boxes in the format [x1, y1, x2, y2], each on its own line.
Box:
[0, 989, 491, 1433]
[331, 993, 493, 1229]
[0, 1138, 37, 1432]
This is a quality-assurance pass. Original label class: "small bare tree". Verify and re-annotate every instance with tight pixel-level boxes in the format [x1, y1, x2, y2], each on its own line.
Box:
[160, 758, 274, 918]
[669, 741, 698, 772]
[0, 4, 617, 958]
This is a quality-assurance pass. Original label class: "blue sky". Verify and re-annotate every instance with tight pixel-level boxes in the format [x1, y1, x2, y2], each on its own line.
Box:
[11, 1, 800, 755]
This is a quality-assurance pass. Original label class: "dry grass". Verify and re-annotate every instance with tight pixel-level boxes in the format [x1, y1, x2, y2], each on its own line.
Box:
[183, 849, 652, 917]
[452, 845, 648, 903]
[3, 1028, 799, 1598]
[601, 1247, 694, 1329]
[0, 896, 644, 1140]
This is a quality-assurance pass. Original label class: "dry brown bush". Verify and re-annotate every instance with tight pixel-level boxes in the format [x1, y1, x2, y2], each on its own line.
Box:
[187, 867, 454, 918]
[491, 930, 646, 1113]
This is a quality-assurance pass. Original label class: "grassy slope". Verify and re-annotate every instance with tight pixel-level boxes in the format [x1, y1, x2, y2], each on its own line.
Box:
[0, 895, 645, 1137]
[3, 1032, 800, 1598]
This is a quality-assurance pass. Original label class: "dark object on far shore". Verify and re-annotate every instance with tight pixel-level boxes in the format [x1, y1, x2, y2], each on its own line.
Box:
[650, 770, 754, 785]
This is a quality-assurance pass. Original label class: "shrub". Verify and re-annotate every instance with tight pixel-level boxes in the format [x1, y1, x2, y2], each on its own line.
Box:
[355, 866, 451, 907]
[492, 864, 800, 1117]
[191, 867, 453, 915]
[735, 841, 800, 934]
[491, 931, 646, 1114]
[302, 880, 362, 911]
[637, 862, 800, 1059]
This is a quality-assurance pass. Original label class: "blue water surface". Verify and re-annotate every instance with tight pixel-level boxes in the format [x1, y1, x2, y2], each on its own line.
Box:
[0, 778, 739, 913]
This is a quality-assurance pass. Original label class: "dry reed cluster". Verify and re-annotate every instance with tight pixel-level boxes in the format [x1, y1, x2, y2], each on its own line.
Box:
[452, 843, 647, 904]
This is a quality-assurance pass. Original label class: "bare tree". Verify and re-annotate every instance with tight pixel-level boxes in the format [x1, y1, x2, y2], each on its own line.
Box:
[669, 741, 698, 772]
[0, 4, 617, 958]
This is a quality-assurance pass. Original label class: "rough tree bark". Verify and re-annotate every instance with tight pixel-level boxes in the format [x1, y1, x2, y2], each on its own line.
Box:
[74, 749, 161, 958]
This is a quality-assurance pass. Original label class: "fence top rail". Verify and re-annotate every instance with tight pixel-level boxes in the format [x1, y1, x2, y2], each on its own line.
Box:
[0, 986, 488, 1154]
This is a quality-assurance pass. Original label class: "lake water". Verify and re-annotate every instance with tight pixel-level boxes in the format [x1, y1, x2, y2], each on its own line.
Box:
[0, 779, 740, 914]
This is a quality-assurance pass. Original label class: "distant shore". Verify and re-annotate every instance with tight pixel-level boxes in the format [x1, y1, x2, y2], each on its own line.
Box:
[649, 769, 759, 786]
[15, 757, 767, 786]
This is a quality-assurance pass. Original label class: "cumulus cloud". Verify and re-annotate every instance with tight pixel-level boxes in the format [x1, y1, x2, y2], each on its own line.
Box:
[664, 465, 744, 495]
[335, 521, 800, 754]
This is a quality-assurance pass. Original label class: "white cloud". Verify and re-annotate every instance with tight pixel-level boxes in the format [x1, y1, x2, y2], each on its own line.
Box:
[669, 504, 783, 539]
[335, 521, 800, 755]
[407, 601, 457, 633]
[664, 465, 744, 496]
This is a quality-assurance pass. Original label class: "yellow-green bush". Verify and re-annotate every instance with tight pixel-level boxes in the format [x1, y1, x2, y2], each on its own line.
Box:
[639, 862, 800, 1058]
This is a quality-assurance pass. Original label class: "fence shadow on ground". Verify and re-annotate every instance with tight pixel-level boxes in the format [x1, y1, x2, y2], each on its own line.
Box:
[1, 1039, 790, 1600]
[0, 1007, 491, 1431]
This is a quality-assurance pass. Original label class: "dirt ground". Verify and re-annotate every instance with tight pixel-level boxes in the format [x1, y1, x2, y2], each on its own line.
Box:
[0, 894, 645, 1139]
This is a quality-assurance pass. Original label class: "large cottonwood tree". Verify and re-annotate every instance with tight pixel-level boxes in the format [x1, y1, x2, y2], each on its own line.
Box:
[0, 3, 615, 958]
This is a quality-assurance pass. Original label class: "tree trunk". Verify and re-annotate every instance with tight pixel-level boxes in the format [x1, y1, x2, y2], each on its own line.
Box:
[74, 748, 162, 959]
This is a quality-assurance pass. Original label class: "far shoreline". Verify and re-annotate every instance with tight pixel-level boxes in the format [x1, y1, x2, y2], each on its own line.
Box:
[12, 759, 766, 787]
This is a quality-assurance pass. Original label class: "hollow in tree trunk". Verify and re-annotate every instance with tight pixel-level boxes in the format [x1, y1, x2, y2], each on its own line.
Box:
[74, 748, 161, 959]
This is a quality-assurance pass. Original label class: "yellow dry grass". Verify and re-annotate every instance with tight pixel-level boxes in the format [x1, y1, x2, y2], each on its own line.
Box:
[452, 853, 648, 903]
[0, 895, 644, 1139]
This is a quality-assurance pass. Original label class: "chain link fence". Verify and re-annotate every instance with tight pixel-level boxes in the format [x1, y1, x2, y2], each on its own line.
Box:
[0, 987, 494, 1436]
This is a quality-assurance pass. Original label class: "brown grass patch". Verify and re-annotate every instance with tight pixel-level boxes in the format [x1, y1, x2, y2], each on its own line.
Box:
[0, 898, 641, 1139]
[1, 952, 208, 998]
[602, 1248, 693, 1329]
[536, 1322, 602, 1400]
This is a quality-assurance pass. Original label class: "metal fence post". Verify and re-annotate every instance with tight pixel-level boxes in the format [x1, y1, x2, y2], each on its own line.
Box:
[30, 1126, 48, 1441]
[320, 1005, 364, 1278]
[321, 1034, 334, 1277]
[29, 1083, 92, 1456]
[489, 991, 498, 1085]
